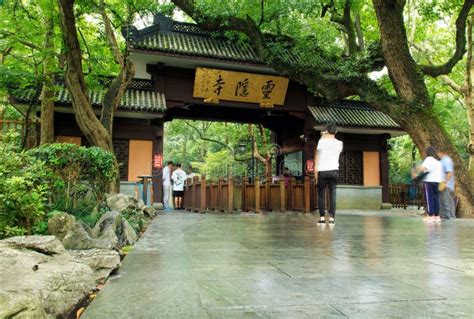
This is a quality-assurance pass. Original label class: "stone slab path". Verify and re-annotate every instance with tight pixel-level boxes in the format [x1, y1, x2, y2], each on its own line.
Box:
[83, 211, 474, 318]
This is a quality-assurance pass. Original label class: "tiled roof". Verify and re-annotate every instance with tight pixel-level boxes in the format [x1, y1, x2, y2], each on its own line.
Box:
[135, 31, 263, 64]
[12, 79, 167, 113]
[308, 100, 401, 130]
[129, 15, 327, 68]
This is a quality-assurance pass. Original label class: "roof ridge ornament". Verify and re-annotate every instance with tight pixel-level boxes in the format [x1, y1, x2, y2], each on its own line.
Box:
[153, 13, 173, 31]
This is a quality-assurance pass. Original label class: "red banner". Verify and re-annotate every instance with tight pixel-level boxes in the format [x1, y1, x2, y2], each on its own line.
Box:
[153, 154, 163, 169]
[305, 159, 314, 173]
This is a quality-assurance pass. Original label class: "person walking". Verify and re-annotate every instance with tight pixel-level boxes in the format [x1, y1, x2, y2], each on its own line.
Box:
[162, 161, 173, 212]
[171, 163, 187, 210]
[420, 146, 442, 222]
[315, 123, 343, 225]
[437, 148, 456, 220]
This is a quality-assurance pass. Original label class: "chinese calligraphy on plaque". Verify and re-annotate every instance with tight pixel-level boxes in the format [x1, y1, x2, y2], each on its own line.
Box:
[193, 67, 289, 106]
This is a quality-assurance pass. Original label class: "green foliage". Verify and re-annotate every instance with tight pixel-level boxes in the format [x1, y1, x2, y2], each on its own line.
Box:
[164, 120, 272, 179]
[0, 140, 117, 238]
[27, 143, 117, 210]
[0, 133, 52, 237]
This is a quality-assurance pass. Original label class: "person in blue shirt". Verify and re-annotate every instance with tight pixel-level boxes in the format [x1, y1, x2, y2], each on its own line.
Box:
[437, 148, 456, 220]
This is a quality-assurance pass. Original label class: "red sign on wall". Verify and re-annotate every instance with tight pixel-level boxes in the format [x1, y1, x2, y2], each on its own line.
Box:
[305, 159, 315, 174]
[153, 154, 163, 169]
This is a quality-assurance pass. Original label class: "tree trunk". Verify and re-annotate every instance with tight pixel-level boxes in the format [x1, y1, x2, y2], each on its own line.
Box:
[58, 0, 118, 192]
[40, 4, 55, 145]
[398, 110, 474, 217]
[466, 15, 474, 178]
[373, 0, 473, 216]
[100, 61, 134, 134]
[354, 13, 365, 51]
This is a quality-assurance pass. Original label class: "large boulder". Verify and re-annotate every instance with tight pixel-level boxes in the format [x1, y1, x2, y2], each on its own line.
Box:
[92, 211, 137, 248]
[69, 249, 120, 283]
[0, 237, 95, 317]
[142, 206, 156, 218]
[0, 291, 48, 319]
[47, 212, 76, 241]
[48, 213, 113, 250]
[106, 193, 138, 213]
[62, 223, 113, 250]
[2, 235, 65, 255]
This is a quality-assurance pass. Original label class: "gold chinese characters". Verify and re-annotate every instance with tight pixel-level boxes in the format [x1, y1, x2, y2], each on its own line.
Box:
[193, 67, 289, 106]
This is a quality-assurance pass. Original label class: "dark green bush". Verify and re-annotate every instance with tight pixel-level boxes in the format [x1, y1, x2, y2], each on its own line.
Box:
[0, 142, 117, 238]
[27, 143, 117, 211]
[0, 135, 52, 237]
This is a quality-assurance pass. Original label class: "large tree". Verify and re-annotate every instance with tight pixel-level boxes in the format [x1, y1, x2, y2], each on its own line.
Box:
[56, 0, 157, 191]
[170, 0, 474, 216]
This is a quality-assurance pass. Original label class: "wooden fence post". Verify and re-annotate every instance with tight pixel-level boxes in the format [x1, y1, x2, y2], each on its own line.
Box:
[192, 176, 199, 211]
[218, 177, 223, 212]
[200, 175, 206, 213]
[279, 179, 286, 212]
[255, 176, 260, 213]
[289, 177, 295, 211]
[228, 176, 234, 213]
[304, 176, 310, 213]
[265, 176, 271, 211]
[242, 176, 248, 212]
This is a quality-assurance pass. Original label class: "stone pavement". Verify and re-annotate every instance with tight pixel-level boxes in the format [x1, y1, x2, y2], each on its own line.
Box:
[83, 211, 474, 318]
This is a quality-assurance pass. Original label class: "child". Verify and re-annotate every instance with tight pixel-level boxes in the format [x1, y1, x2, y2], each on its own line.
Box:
[419, 146, 442, 222]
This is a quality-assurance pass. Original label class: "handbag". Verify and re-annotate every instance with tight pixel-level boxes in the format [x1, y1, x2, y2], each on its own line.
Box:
[438, 181, 447, 192]
[319, 170, 339, 179]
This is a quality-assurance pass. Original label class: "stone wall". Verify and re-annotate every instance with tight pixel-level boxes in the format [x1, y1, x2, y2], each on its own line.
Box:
[335, 185, 383, 210]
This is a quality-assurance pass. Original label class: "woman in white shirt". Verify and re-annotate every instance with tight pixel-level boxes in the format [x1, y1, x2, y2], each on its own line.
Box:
[420, 146, 442, 222]
[314, 123, 343, 225]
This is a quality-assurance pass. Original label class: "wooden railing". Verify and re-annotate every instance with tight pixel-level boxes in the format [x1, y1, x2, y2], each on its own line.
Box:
[388, 184, 425, 209]
[183, 175, 330, 213]
[0, 110, 39, 148]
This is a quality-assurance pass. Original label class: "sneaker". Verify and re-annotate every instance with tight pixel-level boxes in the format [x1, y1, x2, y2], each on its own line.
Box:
[433, 216, 442, 223]
[317, 217, 326, 225]
[423, 216, 433, 222]
[328, 217, 335, 225]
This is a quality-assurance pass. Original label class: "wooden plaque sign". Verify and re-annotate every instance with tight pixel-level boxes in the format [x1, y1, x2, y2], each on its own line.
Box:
[193, 67, 289, 106]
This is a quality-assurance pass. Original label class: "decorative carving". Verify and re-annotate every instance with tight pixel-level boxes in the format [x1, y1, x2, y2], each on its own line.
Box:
[113, 139, 129, 181]
[339, 151, 363, 185]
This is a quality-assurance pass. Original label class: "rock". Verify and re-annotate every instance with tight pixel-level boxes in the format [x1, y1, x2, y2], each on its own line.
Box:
[137, 198, 146, 210]
[69, 249, 120, 282]
[106, 193, 137, 213]
[142, 206, 157, 218]
[2, 236, 65, 255]
[48, 213, 112, 250]
[62, 223, 113, 250]
[47, 213, 76, 241]
[78, 220, 94, 237]
[122, 220, 138, 245]
[153, 202, 164, 210]
[0, 238, 95, 317]
[0, 291, 48, 319]
[93, 211, 137, 248]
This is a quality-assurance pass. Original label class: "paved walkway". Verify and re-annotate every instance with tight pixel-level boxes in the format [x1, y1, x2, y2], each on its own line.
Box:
[84, 211, 474, 318]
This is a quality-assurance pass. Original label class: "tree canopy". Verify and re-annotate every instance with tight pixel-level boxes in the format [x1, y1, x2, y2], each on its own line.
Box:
[0, 0, 473, 215]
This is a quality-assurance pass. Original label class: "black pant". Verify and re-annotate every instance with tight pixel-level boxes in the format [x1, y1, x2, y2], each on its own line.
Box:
[318, 170, 338, 217]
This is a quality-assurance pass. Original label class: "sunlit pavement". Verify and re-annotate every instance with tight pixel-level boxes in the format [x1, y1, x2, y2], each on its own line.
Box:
[83, 210, 474, 318]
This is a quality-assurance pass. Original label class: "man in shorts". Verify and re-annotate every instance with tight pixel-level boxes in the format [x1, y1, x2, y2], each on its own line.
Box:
[171, 163, 187, 210]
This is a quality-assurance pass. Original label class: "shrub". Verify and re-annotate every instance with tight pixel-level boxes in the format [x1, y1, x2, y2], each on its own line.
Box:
[0, 141, 117, 238]
[27, 143, 117, 211]
[0, 136, 52, 237]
